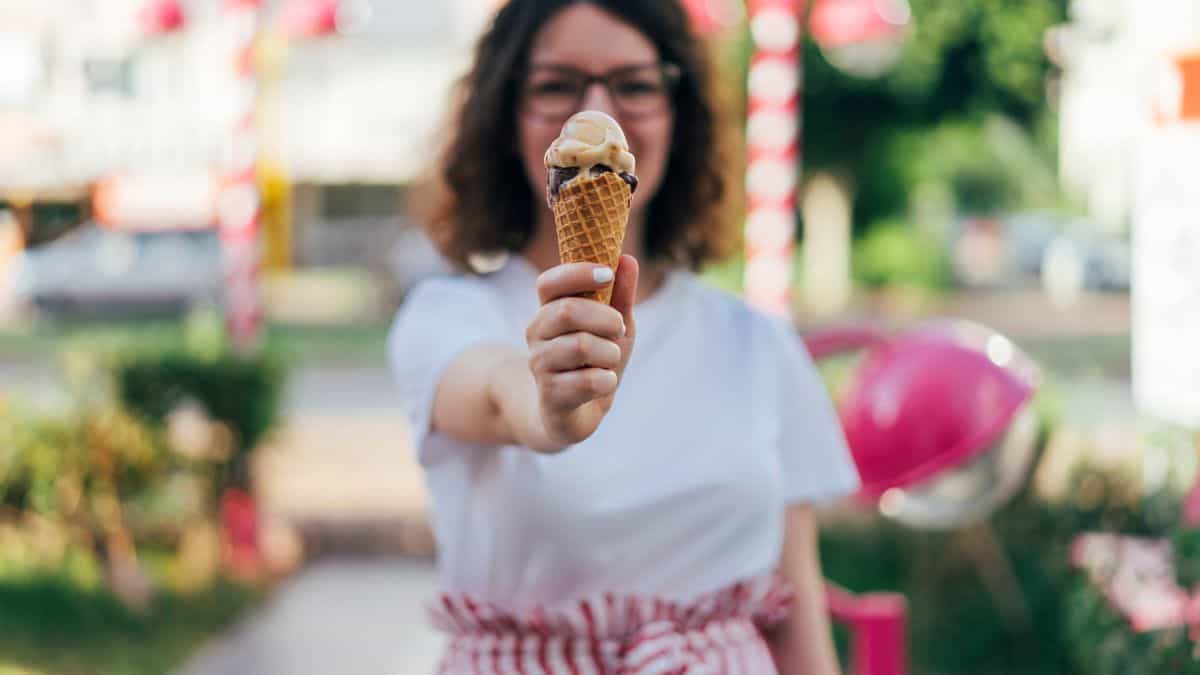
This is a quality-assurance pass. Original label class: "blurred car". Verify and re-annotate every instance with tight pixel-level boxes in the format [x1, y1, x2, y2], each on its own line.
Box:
[12, 224, 223, 317]
[949, 212, 1130, 293]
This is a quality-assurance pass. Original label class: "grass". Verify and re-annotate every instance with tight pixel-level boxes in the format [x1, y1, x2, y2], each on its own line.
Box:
[0, 319, 393, 364]
[0, 574, 259, 675]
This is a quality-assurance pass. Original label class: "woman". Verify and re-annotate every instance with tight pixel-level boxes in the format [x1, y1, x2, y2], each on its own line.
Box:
[390, 1, 861, 673]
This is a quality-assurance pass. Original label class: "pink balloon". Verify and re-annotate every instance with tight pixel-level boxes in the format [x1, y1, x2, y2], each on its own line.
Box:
[805, 320, 1039, 528]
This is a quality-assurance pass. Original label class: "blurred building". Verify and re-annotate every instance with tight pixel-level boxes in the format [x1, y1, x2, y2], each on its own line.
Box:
[0, 0, 483, 302]
[1049, 0, 1200, 233]
[1052, 0, 1200, 426]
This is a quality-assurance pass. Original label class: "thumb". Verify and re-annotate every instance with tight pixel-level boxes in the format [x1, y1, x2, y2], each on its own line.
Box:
[610, 254, 639, 343]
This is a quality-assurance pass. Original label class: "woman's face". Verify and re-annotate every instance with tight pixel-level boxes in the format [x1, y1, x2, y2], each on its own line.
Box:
[517, 4, 674, 219]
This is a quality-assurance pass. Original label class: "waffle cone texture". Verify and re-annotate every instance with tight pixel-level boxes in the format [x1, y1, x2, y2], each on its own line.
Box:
[551, 171, 632, 304]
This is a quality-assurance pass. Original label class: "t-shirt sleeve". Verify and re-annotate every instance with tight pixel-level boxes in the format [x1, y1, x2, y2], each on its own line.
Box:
[764, 317, 862, 505]
[386, 277, 516, 460]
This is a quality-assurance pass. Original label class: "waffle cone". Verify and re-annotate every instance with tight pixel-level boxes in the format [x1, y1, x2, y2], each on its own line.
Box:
[551, 171, 631, 304]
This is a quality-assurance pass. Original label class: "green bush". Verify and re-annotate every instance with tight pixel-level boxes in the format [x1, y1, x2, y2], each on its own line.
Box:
[821, 456, 1200, 675]
[112, 348, 286, 489]
[0, 400, 167, 524]
[1173, 527, 1200, 589]
[2, 316, 288, 594]
[0, 571, 259, 675]
[0, 317, 282, 666]
[65, 312, 290, 496]
[1063, 575, 1199, 675]
[852, 218, 951, 289]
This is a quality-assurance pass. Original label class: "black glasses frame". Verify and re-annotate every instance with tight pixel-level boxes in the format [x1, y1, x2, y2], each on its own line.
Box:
[518, 62, 682, 118]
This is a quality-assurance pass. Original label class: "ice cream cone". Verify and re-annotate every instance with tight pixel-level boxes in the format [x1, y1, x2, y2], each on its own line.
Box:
[552, 171, 631, 304]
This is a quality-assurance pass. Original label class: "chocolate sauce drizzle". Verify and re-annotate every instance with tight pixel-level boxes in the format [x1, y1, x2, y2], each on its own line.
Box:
[547, 165, 638, 205]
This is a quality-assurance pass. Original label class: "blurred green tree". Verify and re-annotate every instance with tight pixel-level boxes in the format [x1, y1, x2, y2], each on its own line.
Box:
[802, 0, 1069, 231]
[722, 0, 1069, 238]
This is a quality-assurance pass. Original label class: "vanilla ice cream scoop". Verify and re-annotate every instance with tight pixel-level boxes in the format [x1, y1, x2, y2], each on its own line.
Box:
[545, 111, 637, 206]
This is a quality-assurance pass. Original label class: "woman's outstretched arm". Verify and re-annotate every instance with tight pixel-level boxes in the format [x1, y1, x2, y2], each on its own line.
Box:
[430, 256, 639, 453]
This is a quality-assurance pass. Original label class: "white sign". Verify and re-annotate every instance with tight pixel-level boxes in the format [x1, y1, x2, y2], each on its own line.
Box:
[0, 32, 40, 105]
[93, 173, 219, 231]
[1132, 124, 1200, 427]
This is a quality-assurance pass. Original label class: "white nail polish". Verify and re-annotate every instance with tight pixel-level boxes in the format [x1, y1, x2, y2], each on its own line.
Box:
[593, 267, 614, 284]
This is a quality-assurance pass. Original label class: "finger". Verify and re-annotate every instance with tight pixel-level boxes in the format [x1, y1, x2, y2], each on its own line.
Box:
[537, 263, 616, 305]
[610, 255, 639, 341]
[528, 297, 625, 343]
[540, 368, 619, 412]
[532, 332, 622, 373]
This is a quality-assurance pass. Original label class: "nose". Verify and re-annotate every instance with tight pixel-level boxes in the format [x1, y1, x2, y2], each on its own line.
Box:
[579, 81, 618, 118]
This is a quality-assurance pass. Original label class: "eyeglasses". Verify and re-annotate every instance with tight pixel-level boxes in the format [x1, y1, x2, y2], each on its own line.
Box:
[520, 63, 681, 119]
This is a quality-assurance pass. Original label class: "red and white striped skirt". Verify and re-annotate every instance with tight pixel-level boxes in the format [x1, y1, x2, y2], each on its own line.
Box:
[429, 575, 794, 675]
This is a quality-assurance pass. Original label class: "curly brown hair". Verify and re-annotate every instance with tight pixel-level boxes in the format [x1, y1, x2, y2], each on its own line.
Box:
[424, 0, 739, 272]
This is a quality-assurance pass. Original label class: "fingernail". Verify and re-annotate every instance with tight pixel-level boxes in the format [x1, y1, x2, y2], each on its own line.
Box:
[619, 321, 627, 338]
[593, 267, 614, 284]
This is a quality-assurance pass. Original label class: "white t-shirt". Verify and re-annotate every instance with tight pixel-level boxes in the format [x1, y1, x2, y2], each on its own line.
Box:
[387, 256, 860, 611]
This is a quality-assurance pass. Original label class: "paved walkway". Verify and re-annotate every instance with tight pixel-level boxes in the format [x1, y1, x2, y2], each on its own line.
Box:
[176, 379, 447, 674]
[251, 413, 429, 531]
[175, 559, 445, 675]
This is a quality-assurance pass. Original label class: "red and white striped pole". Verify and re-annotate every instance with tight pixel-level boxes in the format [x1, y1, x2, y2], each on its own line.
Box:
[218, 0, 264, 353]
[744, 0, 804, 317]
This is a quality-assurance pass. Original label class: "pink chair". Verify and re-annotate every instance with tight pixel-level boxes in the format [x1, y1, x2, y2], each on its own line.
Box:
[826, 583, 909, 675]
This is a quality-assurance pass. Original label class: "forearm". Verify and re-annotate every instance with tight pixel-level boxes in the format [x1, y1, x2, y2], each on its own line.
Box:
[765, 589, 841, 675]
[431, 345, 561, 453]
[766, 505, 843, 675]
